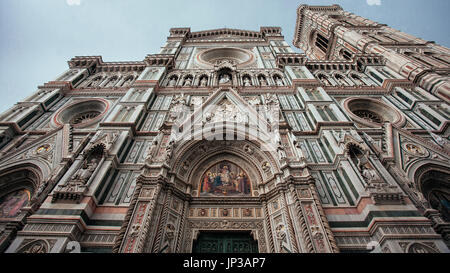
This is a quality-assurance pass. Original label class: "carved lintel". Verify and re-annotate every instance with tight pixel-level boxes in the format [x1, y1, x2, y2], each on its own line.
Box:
[366, 183, 405, 205]
[51, 182, 88, 203]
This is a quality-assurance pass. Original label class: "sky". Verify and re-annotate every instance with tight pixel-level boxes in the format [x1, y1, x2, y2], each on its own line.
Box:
[0, 0, 449, 113]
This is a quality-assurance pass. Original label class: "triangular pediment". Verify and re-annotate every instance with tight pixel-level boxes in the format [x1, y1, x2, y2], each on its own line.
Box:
[392, 126, 450, 171]
[172, 88, 279, 149]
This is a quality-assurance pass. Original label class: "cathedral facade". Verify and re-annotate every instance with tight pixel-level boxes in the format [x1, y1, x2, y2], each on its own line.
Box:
[0, 4, 449, 253]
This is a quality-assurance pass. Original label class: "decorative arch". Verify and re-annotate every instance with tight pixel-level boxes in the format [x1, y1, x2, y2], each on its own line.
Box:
[172, 138, 281, 190]
[411, 162, 450, 221]
[0, 163, 43, 218]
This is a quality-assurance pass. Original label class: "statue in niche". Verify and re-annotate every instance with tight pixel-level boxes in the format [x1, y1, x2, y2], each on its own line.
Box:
[243, 77, 252, 86]
[356, 152, 380, 184]
[169, 94, 189, 123]
[183, 77, 192, 87]
[276, 141, 287, 161]
[168, 77, 177, 87]
[259, 76, 268, 86]
[163, 140, 175, 163]
[275, 224, 287, 251]
[274, 76, 283, 86]
[199, 77, 208, 87]
[71, 157, 99, 184]
[145, 139, 159, 164]
[219, 73, 231, 84]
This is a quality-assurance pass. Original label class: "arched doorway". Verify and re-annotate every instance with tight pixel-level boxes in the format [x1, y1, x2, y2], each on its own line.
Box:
[416, 166, 450, 221]
[172, 138, 277, 253]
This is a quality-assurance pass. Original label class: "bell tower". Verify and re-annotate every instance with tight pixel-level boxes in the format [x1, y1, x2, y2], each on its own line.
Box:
[293, 4, 450, 103]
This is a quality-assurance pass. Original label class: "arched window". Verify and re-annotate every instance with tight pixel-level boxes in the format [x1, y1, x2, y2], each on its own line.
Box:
[315, 33, 329, 53]
[339, 49, 352, 61]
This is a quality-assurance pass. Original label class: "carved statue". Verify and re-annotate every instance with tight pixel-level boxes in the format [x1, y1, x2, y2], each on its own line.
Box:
[200, 77, 208, 87]
[259, 77, 268, 86]
[183, 77, 192, 87]
[22, 241, 47, 253]
[219, 73, 231, 84]
[145, 139, 159, 164]
[71, 158, 99, 184]
[356, 154, 380, 184]
[168, 77, 177, 87]
[164, 140, 175, 163]
[275, 77, 283, 86]
[264, 93, 278, 106]
[243, 77, 252, 86]
[275, 224, 287, 250]
[277, 141, 287, 161]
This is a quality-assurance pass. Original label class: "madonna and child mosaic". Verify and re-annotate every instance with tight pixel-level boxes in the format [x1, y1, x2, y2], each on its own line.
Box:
[200, 161, 251, 196]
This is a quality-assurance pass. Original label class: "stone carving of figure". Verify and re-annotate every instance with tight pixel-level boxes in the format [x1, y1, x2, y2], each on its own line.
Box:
[22, 241, 47, 253]
[277, 141, 287, 161]
[275, 224, 287, 251]
[219, 73, 231, 84]
[259, 77, 268, 86]
[265, 93, 278, 105]
[146, 139, 159, 164]
[183, 77, 192, 87]
[243, 77, 252, 86]
[275, 77, 283, 86]
[293, 140, 307, 164]
[34, 180, 49, 200]
[203, 112, 215, 125]
[356, 153, 380, 184]
[200, 77, 208, 87]
[361, 167, 379, 183]
[71, 158, 99, 184]
[168, 77, 177, 87]
[164, 140, 175, 163]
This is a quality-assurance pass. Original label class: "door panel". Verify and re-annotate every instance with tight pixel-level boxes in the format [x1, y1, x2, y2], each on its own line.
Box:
[193, 232, 258, 253]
